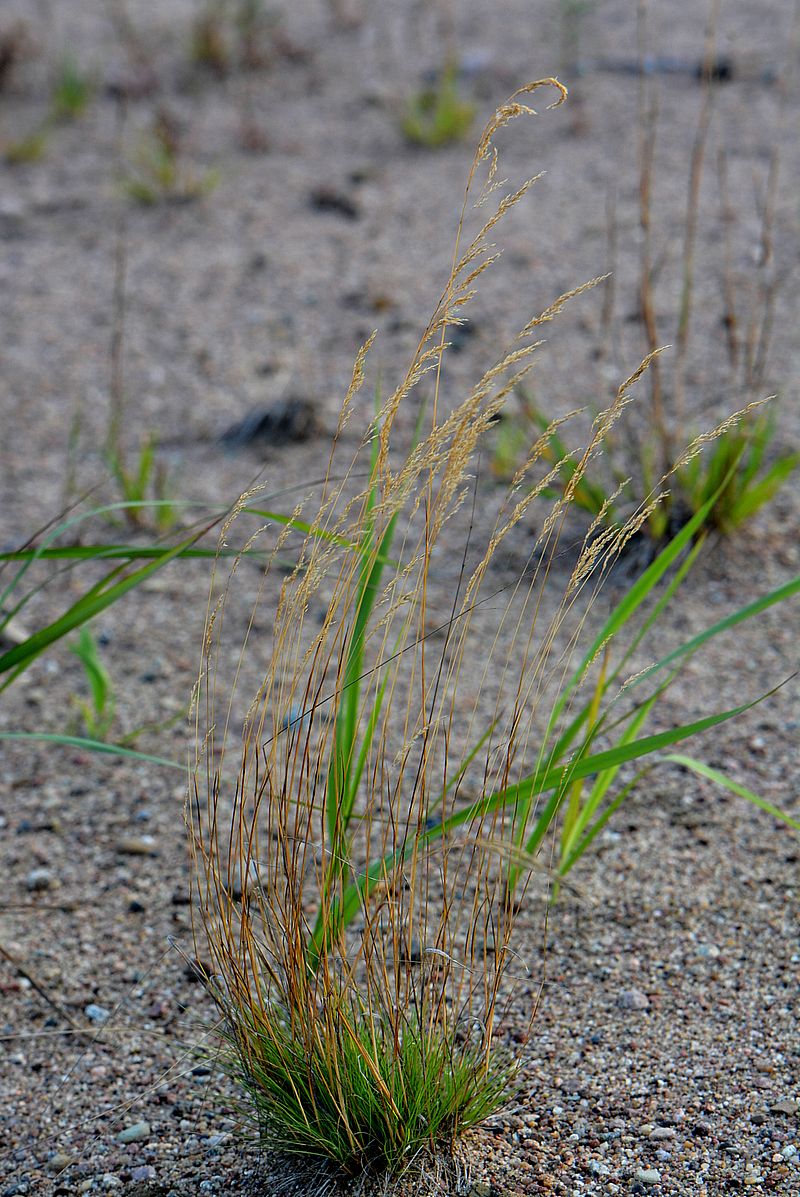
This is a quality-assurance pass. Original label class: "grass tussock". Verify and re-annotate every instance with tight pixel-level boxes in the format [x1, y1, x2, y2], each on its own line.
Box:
[187, 78, 799, 1183]
[400, 62, 476, 149]
[221, 989, 513, 1175]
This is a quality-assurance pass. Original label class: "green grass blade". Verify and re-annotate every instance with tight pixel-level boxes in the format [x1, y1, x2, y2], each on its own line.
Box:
[611, 534, 705, 684]
[456, 689, 770, 842]
[560, 766, 653, 874]
[0, 528, 208, 688]
[0, 731, 183, 769]
[341, 668, 391, 827]
[319, 689, 770, 960]
[626, 574, 800, 695]
[524, 666, 681, 869]
[726, 454, 800, 527]
[539, 693, 773, 787]
[545, 488, 720, 739]
[70, 628, 112, 722]
[0, 544, 229, 562]
[559, 691, 658, 865]
[242, 507, 367, 553]
[136, 438, 155, 496]
[325, 511, 400, 847]
[662, 753, 800, 831]
[0, 500, 204, 612]
[544, 534, 702, 782]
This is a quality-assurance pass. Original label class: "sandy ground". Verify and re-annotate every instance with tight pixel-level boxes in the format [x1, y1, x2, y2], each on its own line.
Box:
[0, 1, 798, 1194]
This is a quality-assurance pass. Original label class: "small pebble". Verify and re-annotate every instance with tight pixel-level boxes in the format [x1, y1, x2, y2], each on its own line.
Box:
[46, 1151, 72, 1172]
[635, 1169, 662, 1185]
[618, 988, 650, 1011]
[399, 936, 422, 965]
[281, 703, 311, 732]
[230, 860, 261, 899]
[115, 836, 158, 856]
[84, 1004, 111, 1024]
[131, 1165, 158, 1181]
[0, 614, 31, 646]
[771, 1097, 799, 1115]
[650, 1126, 676, 1140]
[116, 1121, 151, 1144]
[25, 867, 55, 892]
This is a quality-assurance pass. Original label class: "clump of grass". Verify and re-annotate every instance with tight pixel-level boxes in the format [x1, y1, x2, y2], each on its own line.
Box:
[190, 0, 278, 75]
[122, 110, 219, 205]
[400, 62, 475, 148]
[51, 55, 93, 121]
[69, 627, 116, 740]
[191, 79, 572, 1177]
[108, 436, 177, 533]
[191, 11, 231, 75]
[674, 407, 799, 534]
[495, 387, 799, 540]
[189, 77, 798, 1185]
[219, 986, 513, 1176]
[3, 49, 93, 165]
[3, 127, 48, 165]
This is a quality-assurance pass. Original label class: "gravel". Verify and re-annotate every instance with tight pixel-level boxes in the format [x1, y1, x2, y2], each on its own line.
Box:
[116, 1124, 152, 1146]
[1, 0, 798, 1194]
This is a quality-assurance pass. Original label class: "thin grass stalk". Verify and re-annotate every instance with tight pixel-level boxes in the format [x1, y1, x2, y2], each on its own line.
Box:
[750, 148, 781, 388]
[636, 2, 668, 475]
[673, 0, 720, 426]
[716, 148, 740, 372]
[107, 214, 128, 470]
